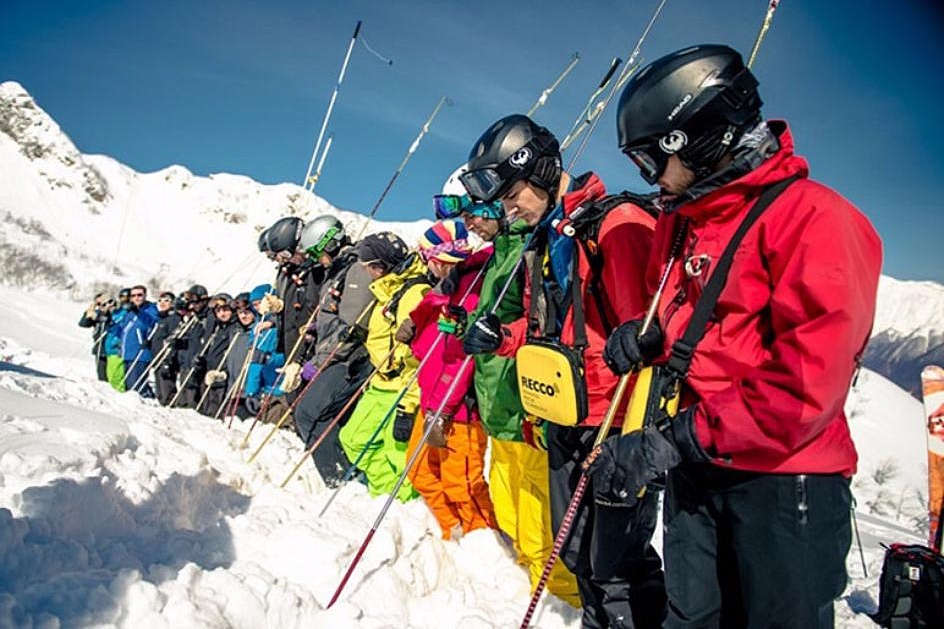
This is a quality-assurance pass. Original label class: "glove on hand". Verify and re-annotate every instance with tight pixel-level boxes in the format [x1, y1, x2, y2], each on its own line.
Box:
[583, 406, 708, 506]
[602, 319, 664, 375]
[301, 360, 318, 381]
[394, 318, 416, 344]
[424, 411, 453, 448]
[521, 416, 548, 451]
[279, 362, 302, 392]
[192, 355, 208, 372]
[392, 406, 416, 443]
[438, 305, 468, 336]
[257, 294, 284, 315]
[203, 369, 227, 386]
[244, 396, 261, 416]
[462, 313, 504, 355]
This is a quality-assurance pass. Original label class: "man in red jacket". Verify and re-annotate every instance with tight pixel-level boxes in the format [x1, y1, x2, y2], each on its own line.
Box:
[461, 114, 665, 627]
[592, 45, 883, 628]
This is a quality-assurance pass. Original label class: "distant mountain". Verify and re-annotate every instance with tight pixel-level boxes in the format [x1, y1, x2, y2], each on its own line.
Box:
[863, 276, 944, 398]
[0, 80, 429, 298]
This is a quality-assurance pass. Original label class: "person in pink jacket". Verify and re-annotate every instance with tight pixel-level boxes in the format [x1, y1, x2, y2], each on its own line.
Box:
[396, 220, 497, 539]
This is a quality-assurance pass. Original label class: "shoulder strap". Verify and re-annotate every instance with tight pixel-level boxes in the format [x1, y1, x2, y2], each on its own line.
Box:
[664, 175, 800, 380]
[386, 274, 430, 319]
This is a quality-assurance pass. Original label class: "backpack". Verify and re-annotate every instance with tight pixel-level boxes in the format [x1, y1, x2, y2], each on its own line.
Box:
[551, 190, 660, 335]
[871, 543, 944, 628]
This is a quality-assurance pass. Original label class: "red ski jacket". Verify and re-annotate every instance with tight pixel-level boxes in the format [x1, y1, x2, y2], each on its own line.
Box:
[646, 121, 882, 476]
[496, 172, 656, 427]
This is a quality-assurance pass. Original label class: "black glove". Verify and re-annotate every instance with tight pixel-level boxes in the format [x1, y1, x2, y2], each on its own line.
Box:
[584, 406, 709, 506]
[602, 319, 664, 375]
[462, 313, 504, 355]
[392, 406, 415, 443]
[192, 354, 207, 371]
[244, 396, 261, 416]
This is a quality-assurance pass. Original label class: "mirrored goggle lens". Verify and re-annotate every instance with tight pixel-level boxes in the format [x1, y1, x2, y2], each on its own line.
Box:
[459, 167, 505, 203]
[432, 194, 465, 220]
[625, 146, 663, 185]
[465, 200, 504, 220]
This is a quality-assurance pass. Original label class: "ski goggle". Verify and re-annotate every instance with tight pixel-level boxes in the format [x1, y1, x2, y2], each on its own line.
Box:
[432, 194, 503, 220]
[623, 140, 670, 186]
[304, 226, 341, 259]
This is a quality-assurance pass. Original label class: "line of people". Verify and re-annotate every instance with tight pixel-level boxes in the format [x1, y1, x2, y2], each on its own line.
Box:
[78, 44, 883, 628]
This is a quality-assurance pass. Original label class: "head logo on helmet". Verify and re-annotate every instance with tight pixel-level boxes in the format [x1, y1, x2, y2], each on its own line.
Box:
[509, 147, 533, 169]
[659, 130, 688, 154]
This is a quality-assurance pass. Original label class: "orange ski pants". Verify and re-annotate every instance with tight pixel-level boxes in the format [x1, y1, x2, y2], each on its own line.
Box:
[407, 410, 496, 539]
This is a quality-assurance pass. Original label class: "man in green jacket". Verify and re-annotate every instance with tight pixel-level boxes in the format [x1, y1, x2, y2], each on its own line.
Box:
[437, 166, 580, 606]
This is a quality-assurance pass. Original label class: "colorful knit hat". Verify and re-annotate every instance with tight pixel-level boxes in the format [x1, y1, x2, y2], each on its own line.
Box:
[418, 220, 472, 264]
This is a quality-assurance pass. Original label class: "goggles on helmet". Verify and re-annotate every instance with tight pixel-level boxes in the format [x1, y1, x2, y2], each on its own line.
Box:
[432, 194, 502, 221]
[623, 140, 671, 186]
[459, 136, 554, 203]
[304, 225, 341, 259]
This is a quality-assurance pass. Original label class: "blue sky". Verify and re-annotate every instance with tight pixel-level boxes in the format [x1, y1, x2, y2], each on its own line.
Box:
[2, 0, 942, 281]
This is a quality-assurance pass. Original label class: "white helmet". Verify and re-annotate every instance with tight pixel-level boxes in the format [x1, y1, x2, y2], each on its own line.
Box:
[442, 163, 469, 196]
[298, 215, 346, 258]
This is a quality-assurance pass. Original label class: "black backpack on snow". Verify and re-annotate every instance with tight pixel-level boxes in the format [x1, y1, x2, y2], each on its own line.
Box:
[871, 543, 944, 628]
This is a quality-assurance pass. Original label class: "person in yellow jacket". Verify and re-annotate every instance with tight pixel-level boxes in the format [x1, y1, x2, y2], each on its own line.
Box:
[338, 232, 431, 501]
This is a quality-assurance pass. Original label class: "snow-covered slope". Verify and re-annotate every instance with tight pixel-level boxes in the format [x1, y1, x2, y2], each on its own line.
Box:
[0, 285, 929, 627]
[0, 80, 430, 298]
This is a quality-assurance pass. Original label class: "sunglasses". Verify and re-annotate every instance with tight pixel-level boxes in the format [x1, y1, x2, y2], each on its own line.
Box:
[130, 292, 145, 297]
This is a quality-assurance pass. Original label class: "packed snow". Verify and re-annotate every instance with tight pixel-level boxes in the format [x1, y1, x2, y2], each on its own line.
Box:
[0, 285, 928, 628]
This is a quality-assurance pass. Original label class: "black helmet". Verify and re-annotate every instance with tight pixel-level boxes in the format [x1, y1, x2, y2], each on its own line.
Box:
[257, 227, 270, 253]
[460, 114, 561, 204]
[261, 217, 304, 254]
[616, 44, 762, 184]
[187, 284, 208, 299]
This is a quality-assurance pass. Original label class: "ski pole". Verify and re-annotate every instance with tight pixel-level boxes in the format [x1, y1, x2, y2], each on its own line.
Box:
[564, 0, 667, 171]
[241, 300, 375, 451]
[518, 221, 687, 628]
[324, 256, 523, 607]
[308, 133, 334, 193]
[526, 52, 580, 117]
[326, 350, 475, 608]
[303, 21, 362, 191]
[559, 55, 622, 152]
[195, 332, 242, 414]
[168, 327, 219, 408]
[353, 95, 453, 241]
[747, 0, 781, 69]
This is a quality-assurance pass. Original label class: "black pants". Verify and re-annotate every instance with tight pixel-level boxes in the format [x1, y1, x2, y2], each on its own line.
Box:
[547, 423, 667, 628]
[95, 355, 108, 382]
[154, 366, 178, 406]
[663, 463, 852, 629]
[293, 357, 372, 486]
[199, 383, 227, 418]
